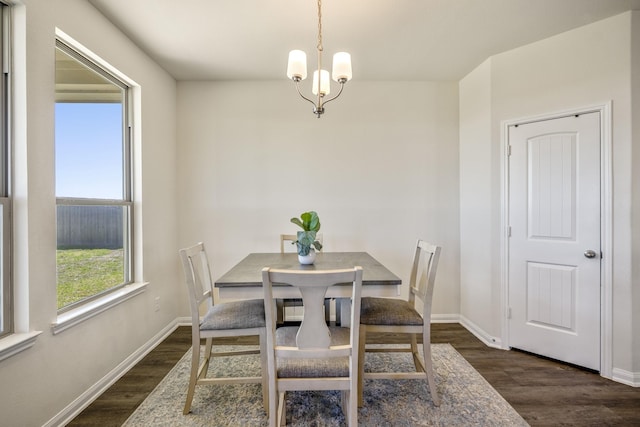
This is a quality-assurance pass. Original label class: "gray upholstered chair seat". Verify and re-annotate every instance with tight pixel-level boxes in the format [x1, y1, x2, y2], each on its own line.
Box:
[200, 299, 266, 330]
[360, 297, 423, 326]
[275, 326, 350, 378]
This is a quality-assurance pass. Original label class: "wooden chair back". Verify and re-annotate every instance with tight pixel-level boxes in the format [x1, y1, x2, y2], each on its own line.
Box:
[261, 266, 363, 426]
[179, 242, 214, 328]
[408, 240, 442, 319]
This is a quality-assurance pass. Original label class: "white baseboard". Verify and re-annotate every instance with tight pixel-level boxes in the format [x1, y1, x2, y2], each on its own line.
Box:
[612, 367, 640, 387]
[44, 319, 180, 427]
[431, 313, 460, 323]
[458, 314, 503, 349]
[176, 316, 191, 326]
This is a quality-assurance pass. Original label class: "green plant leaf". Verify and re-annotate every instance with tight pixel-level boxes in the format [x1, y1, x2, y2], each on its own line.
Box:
[290, 217, 304, 229]
[307, 211, 320, 232]
[300, 212, 312, 230]
[297, 231, 312, 245]
[295, 230, 318, 255]
[291, 211, 320, 231]
[296, 243, 311, 256]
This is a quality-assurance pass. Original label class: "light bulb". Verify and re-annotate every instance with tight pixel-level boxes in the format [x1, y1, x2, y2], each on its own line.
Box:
[332, 52, 352, 82]
[287, 50, 307, 80]
[312, 69, 330, 96]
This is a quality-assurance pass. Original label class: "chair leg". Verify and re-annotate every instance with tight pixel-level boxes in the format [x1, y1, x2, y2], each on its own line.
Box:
[340, 390, 356, 426]
[277, 392, 286, 427]
[357, 326, 367, 407]
[267, 387, 277, 427]
[259, 331, 269, 416]
[422, 338, 440, 406]
[410, 333, 424, 372]
[347, 389, 358, 426]
[202, 337, 213, 374]
[183, 342, 201, 415]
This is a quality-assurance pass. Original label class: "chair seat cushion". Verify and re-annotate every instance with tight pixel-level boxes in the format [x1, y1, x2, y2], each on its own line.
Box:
[360, 297, 424, 326]
[275, 326, 350, 378]
[200, 299, 265, 330]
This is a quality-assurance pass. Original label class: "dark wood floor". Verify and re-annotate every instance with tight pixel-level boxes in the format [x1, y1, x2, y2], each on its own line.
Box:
[67, 323, 640, 426]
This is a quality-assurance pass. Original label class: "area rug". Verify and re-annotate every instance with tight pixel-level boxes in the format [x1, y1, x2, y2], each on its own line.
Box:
[122, 344, 529, 426]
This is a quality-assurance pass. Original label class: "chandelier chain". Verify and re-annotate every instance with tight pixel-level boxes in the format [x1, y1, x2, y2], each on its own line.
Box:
[317, 0, 323, 52]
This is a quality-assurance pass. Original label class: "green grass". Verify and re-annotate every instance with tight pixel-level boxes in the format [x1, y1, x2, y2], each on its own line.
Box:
[57, 248, 125, 309]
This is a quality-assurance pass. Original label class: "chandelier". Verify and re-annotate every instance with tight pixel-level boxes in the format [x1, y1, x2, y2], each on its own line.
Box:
[286, 0, 352, 118]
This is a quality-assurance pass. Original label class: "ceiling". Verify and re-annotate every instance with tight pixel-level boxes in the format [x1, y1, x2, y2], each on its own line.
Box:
[88, 0, 640, 82]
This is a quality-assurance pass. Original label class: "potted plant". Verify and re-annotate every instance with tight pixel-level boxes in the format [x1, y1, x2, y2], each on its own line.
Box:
[290, 211, 323, 264]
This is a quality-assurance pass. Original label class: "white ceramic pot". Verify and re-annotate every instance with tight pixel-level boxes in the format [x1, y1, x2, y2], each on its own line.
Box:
[298, 249, 316, 265]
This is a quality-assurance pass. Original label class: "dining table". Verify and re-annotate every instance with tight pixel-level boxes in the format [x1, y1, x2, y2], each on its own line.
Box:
[214, 251, 402, 326]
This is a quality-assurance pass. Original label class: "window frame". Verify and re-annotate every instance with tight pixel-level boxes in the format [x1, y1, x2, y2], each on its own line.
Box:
[0, 2, 12, 339]
[54, 38, 135, 314]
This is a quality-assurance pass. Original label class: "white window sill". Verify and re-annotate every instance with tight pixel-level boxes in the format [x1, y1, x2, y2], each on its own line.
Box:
[0, 331, 42, 362]
[51, 282, 148, 335]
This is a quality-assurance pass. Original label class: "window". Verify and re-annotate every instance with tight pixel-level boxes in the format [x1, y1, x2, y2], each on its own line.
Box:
[0, 3, 10, 338]
[55, 40, 133, 312]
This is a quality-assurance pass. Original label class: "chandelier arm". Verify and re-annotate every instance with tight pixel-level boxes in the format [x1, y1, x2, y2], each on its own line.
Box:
[294, 79, 321, 108]
[318, 82, 345, 107]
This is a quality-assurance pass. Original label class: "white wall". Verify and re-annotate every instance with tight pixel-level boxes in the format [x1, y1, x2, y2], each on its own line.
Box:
[458, 60, 497, 337]
[631, 10, 640, 375]
[0, 1, 179, 426]
[459, 11, 639, 376]
[176, 80, 461, 317]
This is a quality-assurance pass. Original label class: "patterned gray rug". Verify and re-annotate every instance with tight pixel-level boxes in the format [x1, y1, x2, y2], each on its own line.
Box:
[123, 344, 529, 426]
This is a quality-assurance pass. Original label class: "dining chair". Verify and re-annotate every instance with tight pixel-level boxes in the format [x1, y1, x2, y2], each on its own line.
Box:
[357, 240, 442, 407]
[262, 266, 363, 427]
[277, 233, 332, 324]
[179, 242, 268, 415]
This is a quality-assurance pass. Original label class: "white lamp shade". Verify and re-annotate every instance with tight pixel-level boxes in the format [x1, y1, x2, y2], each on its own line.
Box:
[287, 50, 307, 80]
[312, 69, 330, 96]
[332, 52, 352, 82]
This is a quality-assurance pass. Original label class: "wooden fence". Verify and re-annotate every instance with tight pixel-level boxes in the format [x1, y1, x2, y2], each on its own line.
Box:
[56, 205, 123, 249]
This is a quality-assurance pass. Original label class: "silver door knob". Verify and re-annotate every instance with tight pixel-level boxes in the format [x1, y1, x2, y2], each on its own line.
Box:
[584, 250, 597, 259]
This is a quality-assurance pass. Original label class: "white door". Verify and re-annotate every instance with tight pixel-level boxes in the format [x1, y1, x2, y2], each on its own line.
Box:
[508, 112, 601, 371]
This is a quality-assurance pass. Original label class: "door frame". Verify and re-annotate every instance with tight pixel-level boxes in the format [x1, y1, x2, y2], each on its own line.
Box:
[500, 102, 612, 379]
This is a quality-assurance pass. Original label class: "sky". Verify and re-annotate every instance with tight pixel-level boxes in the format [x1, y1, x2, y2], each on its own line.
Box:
[55, 103, 124, 200]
